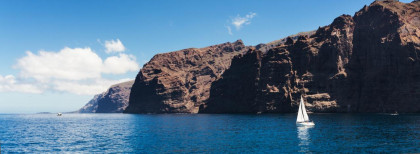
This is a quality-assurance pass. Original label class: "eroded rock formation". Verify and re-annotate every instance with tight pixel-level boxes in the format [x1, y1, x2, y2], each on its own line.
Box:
[78, 80, 134, 113]
[202, 14, 355, 113]
[78, 94, 102, 113]
[344, 1, 420, 112]
[203, 1, 419, 113]
[125, 0, 419, 113]
[124, 41, 248, 113]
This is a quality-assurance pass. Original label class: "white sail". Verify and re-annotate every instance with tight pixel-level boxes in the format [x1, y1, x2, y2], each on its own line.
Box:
[296, 96, 304, 122]
[297, 96, 310, 122]
[301, 96, 310, 122]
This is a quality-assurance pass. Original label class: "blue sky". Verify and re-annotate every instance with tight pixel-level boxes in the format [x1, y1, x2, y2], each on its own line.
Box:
[0, 0, 413, 113]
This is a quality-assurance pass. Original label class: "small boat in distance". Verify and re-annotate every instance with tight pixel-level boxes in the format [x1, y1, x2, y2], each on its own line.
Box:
[390, 111, 399, 116]
[297, 95, 315, 126]
[57, 113, 62, 116]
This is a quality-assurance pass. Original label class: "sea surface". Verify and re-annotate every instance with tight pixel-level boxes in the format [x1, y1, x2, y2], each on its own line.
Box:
[0, 113, 419, 153]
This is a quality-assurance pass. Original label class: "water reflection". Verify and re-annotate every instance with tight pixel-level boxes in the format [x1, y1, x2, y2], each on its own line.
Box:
[297, 125, 314, 152]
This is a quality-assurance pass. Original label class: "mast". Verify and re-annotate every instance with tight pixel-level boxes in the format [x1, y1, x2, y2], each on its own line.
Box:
[301, 96, 310, 122]
[296, 96, 304, 122]
[296, 79, 310, 122]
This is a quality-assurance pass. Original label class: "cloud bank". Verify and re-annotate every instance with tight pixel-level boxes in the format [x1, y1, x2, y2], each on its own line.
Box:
[0, 75, 43, 94]
[1, 39, 139, 95]
[104, 39, 126, 53]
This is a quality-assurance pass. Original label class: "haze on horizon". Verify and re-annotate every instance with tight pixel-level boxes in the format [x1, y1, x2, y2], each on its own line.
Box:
[0, 0, 414, 113]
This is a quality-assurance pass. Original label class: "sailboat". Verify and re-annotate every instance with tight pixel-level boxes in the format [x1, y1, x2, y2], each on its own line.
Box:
[296, 95, 315, 126]
[390, 111, 399, 116]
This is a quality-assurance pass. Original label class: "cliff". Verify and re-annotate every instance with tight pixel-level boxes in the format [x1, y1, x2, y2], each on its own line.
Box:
[125, 1, 419, 113]
[203, 1, 419, 113]
[203, 13, 355, 113]
[344, 1, 420, 112]
[78, 80, 134, 113]
[124, 40, 249, 113]
[78, 93, 102, 113]
[255, 31, 316, 53]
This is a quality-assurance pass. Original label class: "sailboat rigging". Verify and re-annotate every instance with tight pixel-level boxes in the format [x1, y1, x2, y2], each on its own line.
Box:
[296, 95, 315, 126]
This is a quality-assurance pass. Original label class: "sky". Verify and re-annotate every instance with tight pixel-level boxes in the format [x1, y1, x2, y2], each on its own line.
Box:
[0, 0, 413, 113]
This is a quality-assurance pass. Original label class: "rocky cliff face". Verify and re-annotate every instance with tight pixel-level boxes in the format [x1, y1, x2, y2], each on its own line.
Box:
[124, 41, 248, 113]
[78, 94, 102, 113]
[344, 1, 420, 112]
[203, 1, 419, 113]
[255, 31, 316, 53]
[202, 14, 355, 113]
[201, 49, 264, 113]
[78, 80, 134, 113]
[126, 1, 419, 113]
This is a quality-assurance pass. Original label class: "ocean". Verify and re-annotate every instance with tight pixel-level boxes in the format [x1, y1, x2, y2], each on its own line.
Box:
[0, 113, 419, 153]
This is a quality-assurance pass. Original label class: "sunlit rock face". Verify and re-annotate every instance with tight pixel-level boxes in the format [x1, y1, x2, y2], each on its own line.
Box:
[203, 14, 355, 113]
[204, 1, 419, 113]
[125, 1, 420, 113]
[124, 40, 249, 113]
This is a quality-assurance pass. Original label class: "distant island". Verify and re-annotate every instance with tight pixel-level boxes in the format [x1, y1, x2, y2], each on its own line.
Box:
[79, 0, 420, 114]
[36, 112, 53, 114]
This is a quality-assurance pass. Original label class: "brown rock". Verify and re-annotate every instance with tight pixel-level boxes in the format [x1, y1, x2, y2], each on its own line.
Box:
[96, 80, 134, 113]
[124, 40, 248, 113]
[78, 93, 103, 113]
[344, 0, 420, 112]
[201, 49, 263, 113]
[125, 1, 420, 114]
[78, 80, 134, 113]
[203, 14, 355, 113]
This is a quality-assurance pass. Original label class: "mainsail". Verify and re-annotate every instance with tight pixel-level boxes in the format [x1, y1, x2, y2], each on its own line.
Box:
[297, 96, 310, 122]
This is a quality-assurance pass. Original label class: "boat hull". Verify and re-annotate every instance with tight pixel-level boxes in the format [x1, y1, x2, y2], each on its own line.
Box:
[297, 121, 315, 126]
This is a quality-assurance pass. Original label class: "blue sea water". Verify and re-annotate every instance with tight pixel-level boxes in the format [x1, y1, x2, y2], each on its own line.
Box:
[0, 113, 419, 153]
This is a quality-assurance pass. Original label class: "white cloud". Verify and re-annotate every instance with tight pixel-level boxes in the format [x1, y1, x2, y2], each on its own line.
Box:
[231, 12, 257, 30]
[16, 47, 103, 81]
[15, 47, 139, 81]
[226, 26, 233, 35]
[102, 54, 139, 74]
[0, 75, 43, 94]
[104, 39, 126, 53]
[4, 42, 139, 95]
[52, 78, 131, 95]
